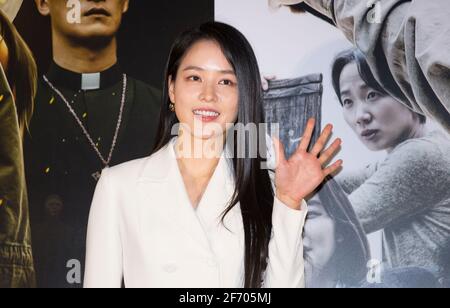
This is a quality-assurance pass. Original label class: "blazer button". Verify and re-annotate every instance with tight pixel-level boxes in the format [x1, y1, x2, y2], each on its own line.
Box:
[163, 263, 178, 274]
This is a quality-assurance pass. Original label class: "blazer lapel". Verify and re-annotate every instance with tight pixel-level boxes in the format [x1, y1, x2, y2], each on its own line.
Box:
[136, 140, 213, 252]
[196, 151, 237, 231]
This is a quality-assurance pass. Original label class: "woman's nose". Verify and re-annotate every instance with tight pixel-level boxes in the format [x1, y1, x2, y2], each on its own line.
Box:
[355, 104, 372, 126]
[199, 82, 218, 103]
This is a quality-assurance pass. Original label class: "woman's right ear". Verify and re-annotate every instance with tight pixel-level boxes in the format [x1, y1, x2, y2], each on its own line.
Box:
[35, 0, 51, 16]
[168, 76, 175, 104]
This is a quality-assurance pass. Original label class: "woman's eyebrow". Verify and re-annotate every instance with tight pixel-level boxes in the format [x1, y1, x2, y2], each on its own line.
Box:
[341, 81, 371, 95]
[183, 65, 235, 75]
[340, 89, 351, 97]
[341, 82, 368, 96]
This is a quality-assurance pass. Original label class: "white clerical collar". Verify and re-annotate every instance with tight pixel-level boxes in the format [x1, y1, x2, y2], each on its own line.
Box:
[81, 73, 101, 90]
[46, 62, 123, 91]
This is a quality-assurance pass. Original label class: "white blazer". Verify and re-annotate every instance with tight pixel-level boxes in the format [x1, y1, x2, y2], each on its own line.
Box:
[84, 139, 307, 288]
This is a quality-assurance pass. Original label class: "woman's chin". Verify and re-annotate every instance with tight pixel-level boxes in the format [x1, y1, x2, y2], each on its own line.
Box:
[194, 126, 227, 141]
[192, 130, 219, 140]
[363, 141, 387, 152]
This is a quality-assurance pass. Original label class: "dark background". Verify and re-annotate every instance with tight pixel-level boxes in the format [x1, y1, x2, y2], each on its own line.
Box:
[14, 0, 215, 89]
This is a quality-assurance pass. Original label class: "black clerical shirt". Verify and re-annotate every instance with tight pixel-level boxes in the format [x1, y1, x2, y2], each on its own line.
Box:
[24, 62, 161, 288]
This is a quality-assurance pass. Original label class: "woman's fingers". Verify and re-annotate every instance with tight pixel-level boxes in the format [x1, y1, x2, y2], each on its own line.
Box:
[297, 118, 316, 153]
[310, 124, 333, 156]
[319, 138, 342, 166]
[272, 136, 287, 167]
[261, 75, 276, 91]
[323, 160, 344, 177]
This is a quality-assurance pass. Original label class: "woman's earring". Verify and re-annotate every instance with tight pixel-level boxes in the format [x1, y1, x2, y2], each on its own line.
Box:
[169, 102, 175, 112]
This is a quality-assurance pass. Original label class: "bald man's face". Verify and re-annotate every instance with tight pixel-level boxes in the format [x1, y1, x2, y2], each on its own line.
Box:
[37, 0, 129, 43]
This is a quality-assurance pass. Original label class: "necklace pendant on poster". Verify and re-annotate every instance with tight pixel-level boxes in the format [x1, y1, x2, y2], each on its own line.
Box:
[43, 74, 127, 183]
[92, 164, 109, 182]
[92, 171, 103, 182]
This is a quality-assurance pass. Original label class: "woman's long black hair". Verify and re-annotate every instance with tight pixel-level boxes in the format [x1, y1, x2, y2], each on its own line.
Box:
[152, 22, 274, 288]
[315, 178, 371, 287]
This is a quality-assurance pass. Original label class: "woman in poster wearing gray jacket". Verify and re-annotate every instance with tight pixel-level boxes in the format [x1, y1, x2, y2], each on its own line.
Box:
[331, 48, 450, 280]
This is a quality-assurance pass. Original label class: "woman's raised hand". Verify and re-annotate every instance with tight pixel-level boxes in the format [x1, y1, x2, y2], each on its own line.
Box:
[274, 118, 343, 210]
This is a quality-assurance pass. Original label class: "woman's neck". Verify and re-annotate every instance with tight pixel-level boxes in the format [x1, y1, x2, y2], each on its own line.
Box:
[387, 123, 428, 154]
[174, 133, 225, 208]
[175, 133, 224, 179]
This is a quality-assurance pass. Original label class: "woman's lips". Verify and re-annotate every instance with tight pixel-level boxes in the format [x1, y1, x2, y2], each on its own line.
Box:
[193, 109, 221, 122]
[361, 129, 379, 141]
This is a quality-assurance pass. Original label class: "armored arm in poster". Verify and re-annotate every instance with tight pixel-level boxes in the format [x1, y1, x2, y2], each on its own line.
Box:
[0, 63, 35, 288]
[303, 0, 450, 133]
[0, 0, 35, 288]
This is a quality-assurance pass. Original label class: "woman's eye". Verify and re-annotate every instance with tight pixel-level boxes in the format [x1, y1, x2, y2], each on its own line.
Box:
[188, 76, 201, 82]
[219, 79, 235, 86]
[342, 99, 353, 108]
[367, 91, 380, 100]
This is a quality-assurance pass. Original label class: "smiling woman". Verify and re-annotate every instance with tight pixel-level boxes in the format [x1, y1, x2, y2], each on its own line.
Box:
[83, 21, 343, 288]
[168, 39, 239, 142]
